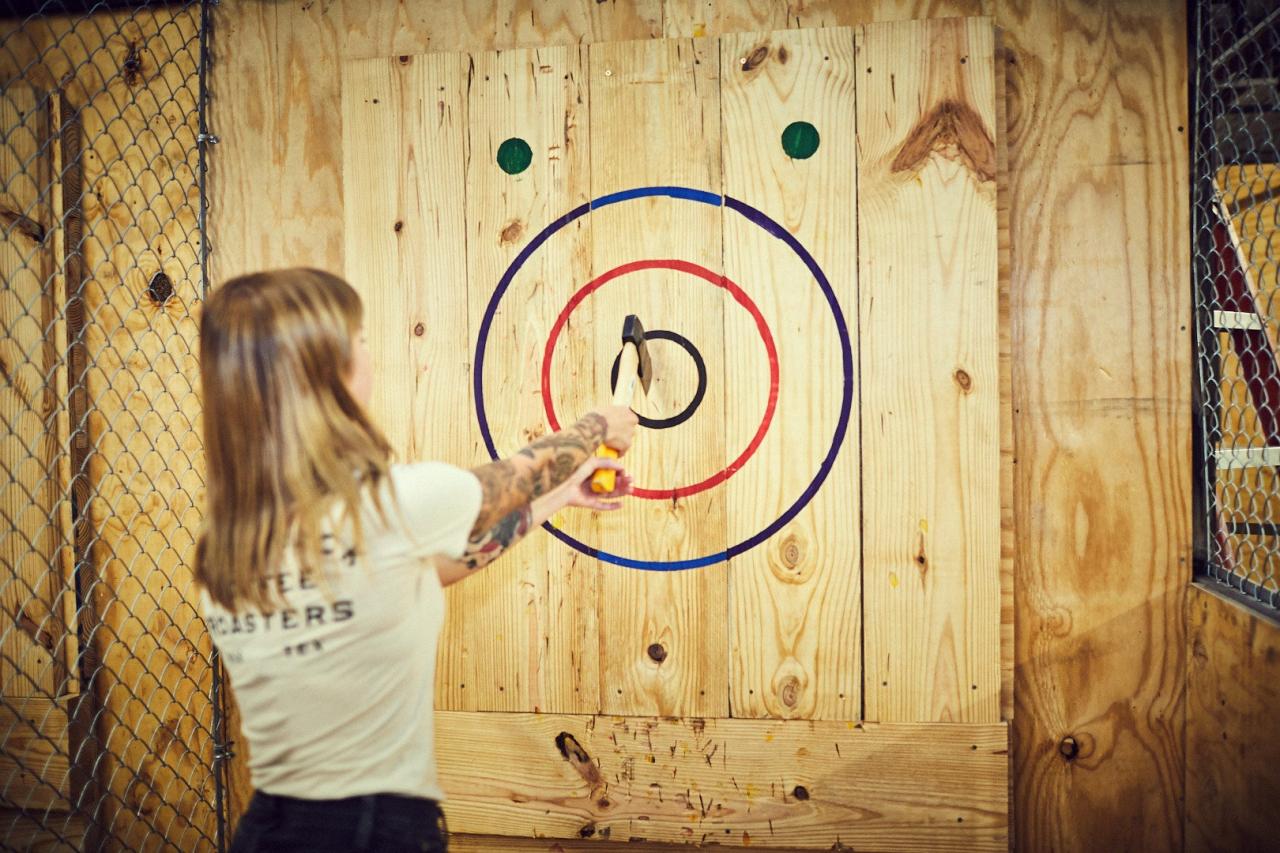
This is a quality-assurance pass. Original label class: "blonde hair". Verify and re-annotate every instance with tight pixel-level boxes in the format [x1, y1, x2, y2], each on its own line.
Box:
[196, 268, 394, 611]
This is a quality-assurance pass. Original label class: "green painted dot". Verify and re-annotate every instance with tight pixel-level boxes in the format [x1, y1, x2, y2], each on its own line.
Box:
[781, 121, 820, 160]
[496, 137, 533, 175]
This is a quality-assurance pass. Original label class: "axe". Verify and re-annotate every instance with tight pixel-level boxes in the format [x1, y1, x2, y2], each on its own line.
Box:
[591, 314, 652, 494]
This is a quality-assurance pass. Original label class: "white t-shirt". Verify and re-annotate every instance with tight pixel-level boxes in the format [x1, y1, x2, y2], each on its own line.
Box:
[201, 461, 483, 802]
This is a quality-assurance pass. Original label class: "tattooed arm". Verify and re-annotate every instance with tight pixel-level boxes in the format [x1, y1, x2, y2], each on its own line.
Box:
[436, 457, 632, 587]
[467, 407, 635, 537]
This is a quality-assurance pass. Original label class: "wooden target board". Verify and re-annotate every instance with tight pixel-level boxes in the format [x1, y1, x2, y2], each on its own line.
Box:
[342, 17, 1005, 851]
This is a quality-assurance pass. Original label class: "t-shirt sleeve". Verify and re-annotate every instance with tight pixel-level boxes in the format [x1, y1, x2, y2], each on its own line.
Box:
[386, 461, 484, 560]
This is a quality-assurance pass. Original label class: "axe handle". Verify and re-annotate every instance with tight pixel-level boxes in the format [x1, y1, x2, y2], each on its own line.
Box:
[591, 343, 641, 494]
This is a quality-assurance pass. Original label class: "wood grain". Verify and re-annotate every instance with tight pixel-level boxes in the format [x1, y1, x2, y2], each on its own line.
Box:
[437, 710, 1009, 850]
[68, 9, 214, 851]
[857, 17, 1001, 723]
[0, 808, 84, 852]
[1186, 583, 1280, 853]
[458, 44, 598, 714]
[340, 53, 481, 726]
[999, 0, 1190, 849]
[0, 81, 74, 701]
[0, 698, 71, 811]
[587, 37, 728, 718]
[994, 28, 1014, 725]
[719, 27, 860, 720]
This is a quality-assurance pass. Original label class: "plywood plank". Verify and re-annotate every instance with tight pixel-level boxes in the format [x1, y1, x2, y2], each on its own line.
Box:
[999, 0, 1190, 848]
[458, 45, 597, 714]
[719, 28, 859, 720]
[857, 17, 1001, 723]
[65, 9, 217, 851]
[0, 82, 75, 701]
[437, 710, 1009, 851]
[0, 808, 84, 852]
[0, 698, 70, 811]
[341, 54, 469, 461]
[587, 38, 728, 717]
[340, 55, 478, 725]
[1186, 584, 1280, 853]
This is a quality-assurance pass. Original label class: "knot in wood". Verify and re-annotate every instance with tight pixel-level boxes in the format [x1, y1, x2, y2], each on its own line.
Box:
[953, 367, 972, 393]
[147, 271, 174, 305]
[1058, 735, 1080, 760]
[792, 784, 810, 801]
[781, 534, 802, 569]
[647, 642, 667, 663]
[413, 322, 425, 337]
[741, 44, 769, 72]
[780, 675, 800, 708]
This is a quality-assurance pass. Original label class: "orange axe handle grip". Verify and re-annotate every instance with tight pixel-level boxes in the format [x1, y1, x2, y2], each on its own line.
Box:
[591, 343, 641, 494]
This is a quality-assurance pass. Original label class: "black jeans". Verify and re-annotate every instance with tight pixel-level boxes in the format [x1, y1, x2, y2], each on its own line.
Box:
[230, 790, 448, 852]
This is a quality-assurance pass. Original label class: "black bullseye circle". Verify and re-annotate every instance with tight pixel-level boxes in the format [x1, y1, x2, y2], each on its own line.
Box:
[609, 329, 707, 430]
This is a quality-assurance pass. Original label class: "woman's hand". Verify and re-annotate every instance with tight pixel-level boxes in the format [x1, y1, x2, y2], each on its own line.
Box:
[592, 405, 639, 455]
[562, 457, 633, 510]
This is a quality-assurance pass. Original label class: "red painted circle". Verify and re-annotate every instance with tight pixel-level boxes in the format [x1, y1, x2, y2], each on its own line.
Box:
[541, 259, 779, 500]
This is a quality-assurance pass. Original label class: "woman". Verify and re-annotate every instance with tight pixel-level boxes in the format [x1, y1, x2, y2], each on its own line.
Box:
[196, 268, 637, 851]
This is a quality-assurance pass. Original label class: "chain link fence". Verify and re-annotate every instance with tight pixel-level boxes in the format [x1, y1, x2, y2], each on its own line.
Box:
[1192, 0, 1280, 613]
[1, 1, 220, 849]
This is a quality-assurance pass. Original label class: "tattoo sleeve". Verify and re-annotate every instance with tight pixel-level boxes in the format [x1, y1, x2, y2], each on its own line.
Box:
[468, 413, 606, 537]
[460, 505, 533, 570]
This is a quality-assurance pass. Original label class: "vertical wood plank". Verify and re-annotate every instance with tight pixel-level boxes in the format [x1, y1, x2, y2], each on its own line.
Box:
[459, 45, 597, 713]
[341, 54, 478, 721]
[719, 28, 860, 720]
[67, 8, 215, 849]
[998, 0, 1190, 848]
[587, 37, 728, 717]
[341, 54, 471, 464]
[857, 17, 1001, 723]
[0, 82, 70, 700]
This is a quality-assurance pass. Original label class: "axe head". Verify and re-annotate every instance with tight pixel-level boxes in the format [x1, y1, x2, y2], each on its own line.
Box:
[621, 314, 653, 394]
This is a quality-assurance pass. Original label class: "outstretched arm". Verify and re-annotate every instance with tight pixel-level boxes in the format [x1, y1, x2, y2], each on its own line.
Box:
[467, 413, 605, 532]
[436, 457, 631, 586]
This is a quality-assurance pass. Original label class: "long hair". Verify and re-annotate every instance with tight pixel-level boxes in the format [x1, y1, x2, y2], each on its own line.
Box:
[196, 268, 394, 611]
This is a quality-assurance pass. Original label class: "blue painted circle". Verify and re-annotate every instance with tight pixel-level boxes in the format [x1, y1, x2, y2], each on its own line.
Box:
[474, 186, 854, 571]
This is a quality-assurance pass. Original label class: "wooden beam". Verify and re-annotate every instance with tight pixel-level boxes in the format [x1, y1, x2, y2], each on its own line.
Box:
[437, 710, 1009, 851]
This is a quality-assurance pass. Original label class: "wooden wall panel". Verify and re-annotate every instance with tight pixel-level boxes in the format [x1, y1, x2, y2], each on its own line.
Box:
[3, 8, 216, 851]
[340, 54, 480, 722]
[437, 710, 1008, 850]
[1186, 584, 1280, 853]
[587, 38, 729, 718]
[857, 17, 1001, 723]
[0, 82, 75, 701]
[1000, 0, 1190, 850]
[458, 45, 597, 714]
[214, 3, 1192, 852]
[719, 27, 860, 721]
